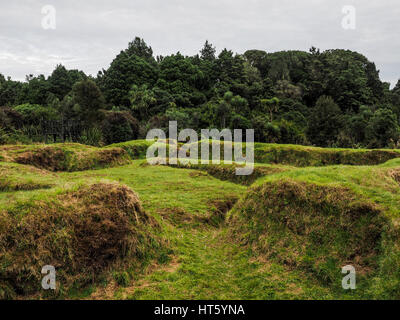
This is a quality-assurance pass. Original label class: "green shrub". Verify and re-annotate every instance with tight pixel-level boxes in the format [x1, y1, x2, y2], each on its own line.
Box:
[101, 111, 139, 144]
[13, 103, 58, 125]
[0, 127, 9, 144]
[79, 127, 104, 146]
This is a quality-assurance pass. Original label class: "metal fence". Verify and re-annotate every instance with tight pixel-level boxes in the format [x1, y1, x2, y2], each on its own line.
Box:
[40, 119, 82, 143]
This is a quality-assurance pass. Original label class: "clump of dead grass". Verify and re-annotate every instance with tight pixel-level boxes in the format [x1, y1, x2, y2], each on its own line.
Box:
[16, 146, 66, 171]
[388, 168, 400, 185]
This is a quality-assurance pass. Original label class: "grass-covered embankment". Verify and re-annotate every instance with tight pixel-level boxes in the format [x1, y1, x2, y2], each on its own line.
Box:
[253, 143, 400, 166]
[0, 143, 130, 171]
[228, 159, 400, 298]
[112, 139, 400, 167]
[165, 162, 288, 185]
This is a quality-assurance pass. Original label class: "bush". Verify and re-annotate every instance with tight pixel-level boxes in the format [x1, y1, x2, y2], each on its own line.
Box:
[101, 111, 139, 144]
[365, 108, 400, 148]
[0, 107, 23, 130]
[0, 127, 32, 145]
[0, 127, 9, 144]
[13, 103, 58, 125]
[79, 127, 103, 146]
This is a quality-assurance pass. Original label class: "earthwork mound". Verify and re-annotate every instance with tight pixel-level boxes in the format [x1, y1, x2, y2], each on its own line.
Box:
[0, 183, 160, 299]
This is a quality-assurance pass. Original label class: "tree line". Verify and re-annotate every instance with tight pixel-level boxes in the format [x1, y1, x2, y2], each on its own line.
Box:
[1, 37, 400, 148]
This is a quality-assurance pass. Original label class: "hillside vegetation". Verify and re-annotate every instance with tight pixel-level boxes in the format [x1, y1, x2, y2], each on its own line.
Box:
[0, 140, 399, 299]
[2, 38, 400, 152]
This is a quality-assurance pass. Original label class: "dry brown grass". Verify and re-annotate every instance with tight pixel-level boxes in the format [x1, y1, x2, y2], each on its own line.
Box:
[389, 168, 400, 185]
[15, 147, 67, 171]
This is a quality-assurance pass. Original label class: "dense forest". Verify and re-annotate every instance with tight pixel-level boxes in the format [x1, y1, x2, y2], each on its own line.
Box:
[1, 37, 400, 148]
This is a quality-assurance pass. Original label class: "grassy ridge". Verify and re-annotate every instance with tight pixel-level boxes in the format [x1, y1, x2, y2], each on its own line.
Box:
[0, 162, 54, 191]
[0, 143, 130, 172]
[2, 139, 397, 171]
[253, 143, 400, 166]
[109, 140, 154, 159]
[111, 139, 400, 166]
[165, 162, 288, 185]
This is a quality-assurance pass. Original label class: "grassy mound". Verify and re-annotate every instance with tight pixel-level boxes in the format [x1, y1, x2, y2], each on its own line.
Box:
[0, 162, 54, 191]
[0, 183, 162, 299]
[0, 143, 130, 171]
[228, 163, 400, 298]
[109, 140, 154, 159]
[229, 180, 386, 280]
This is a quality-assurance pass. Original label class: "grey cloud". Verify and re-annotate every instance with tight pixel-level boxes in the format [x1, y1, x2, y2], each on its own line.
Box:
[0, 0, 398, 86]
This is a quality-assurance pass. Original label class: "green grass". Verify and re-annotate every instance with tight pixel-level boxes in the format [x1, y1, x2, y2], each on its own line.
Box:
[124, 228, 339, 300]
[61, 160, 244, 216]
[1, 140, 400, 299]
[63, 161, 340, 300]
[0, 162, 55, 191]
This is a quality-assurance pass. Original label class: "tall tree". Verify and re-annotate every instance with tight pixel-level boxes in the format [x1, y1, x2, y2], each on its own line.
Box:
[72, 79, 105, 125]
[260, 97, 280, 122]
[0, 74, 23, 106]
[200, 40, 216, 61]
[129, 84, 157, 121]
[99, 38, 158, 107]
[307, 96, 343, 147]
[126, 37, 155, 62]
[366, 108, 400, 148]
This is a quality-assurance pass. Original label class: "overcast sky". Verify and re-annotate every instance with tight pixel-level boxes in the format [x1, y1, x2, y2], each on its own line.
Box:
[0, 0, 399, 87]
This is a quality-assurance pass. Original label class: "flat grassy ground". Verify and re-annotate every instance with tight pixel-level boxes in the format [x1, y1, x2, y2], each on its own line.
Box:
[1, 141, 400, 299]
